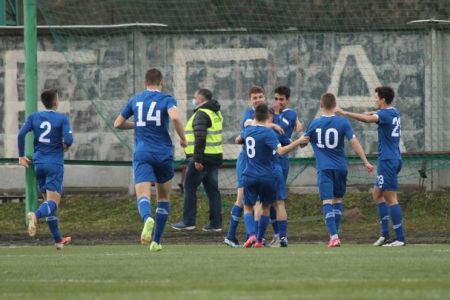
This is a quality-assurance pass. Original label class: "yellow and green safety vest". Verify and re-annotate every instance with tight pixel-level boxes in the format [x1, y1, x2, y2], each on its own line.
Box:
[184, 108, 223, 155]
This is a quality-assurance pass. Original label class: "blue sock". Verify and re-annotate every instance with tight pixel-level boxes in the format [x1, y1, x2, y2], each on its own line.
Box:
[257, 215, 270, 242]
[389, 204, 405, 242]
[244, 212, 256, 237]
[277, 220, 287, 238]
[322, 204, 337, 237]
[376, 202, 390, 238]
[254, 220, 259, 237]
[46, 213, 61, 243]
[153, 202, 170, 244]
[270, 206, 279, 235]
[333, 203, 344, 233]
[137, 197, 151, 223]
[226, 205, 243, 240]
[35, 200, 57, 220]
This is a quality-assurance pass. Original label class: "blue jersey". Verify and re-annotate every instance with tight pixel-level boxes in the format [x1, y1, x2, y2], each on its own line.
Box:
[242, 125, 281, 178]
[121, 90, 177, 156]
[18, 110, 73, 165]
[275, 108, 298, 143]
[240, 107, 255, 130]
[374, 107, 401, 161]
[305, 115, 353, 171]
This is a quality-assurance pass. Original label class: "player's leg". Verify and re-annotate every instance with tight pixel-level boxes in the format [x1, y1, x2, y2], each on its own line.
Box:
[201, 164, 222, 231]
[225, 153, 246, 246]
[150, 180, 172, 252]
[243, 175, 258, 248]
[28, 164, 60, 237]
[135, 182, 155, 245]
[133, 158, 156, 245]
[172, 160, 203, 230]
[150, 157, 175, 252]
[373, 161, 391, 246]
[381, 160, 405, 247]
[224, 187, 243, 247]
[383, 191, 405, 246]
[255, 203, 271, 247]
[332, 170, 347, 234]
[253, 201, 262, 240]
[275, 201, 288, 247]
[318, 170, 339, 247]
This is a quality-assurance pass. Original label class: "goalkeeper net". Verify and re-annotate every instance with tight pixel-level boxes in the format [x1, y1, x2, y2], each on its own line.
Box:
[8, 0, 450, 191]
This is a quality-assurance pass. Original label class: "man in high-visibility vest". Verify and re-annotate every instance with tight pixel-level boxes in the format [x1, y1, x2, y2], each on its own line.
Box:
[172, 89, 224, 232]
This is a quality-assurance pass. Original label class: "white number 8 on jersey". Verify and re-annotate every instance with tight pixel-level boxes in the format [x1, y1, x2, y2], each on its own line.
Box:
[245, 137, 256, 158]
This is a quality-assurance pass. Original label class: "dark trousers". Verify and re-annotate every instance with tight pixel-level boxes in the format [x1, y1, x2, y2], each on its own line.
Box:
[183, 160, 222, 228]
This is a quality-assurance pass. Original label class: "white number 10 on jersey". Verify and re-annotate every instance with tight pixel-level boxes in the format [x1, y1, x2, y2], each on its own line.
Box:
[136, 101, 161, 127]
[315, 128, 338, 149]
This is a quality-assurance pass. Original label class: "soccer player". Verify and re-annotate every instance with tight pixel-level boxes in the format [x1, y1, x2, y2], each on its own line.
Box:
[304, 93, 373, 247]
[18, 89, 73, 250]
[224, 86, 283, 248]
[241, 103, 309, 248]
[269, 86, 303, 247]
[114, 68, 187, 252]
[336, 86, 405, 247]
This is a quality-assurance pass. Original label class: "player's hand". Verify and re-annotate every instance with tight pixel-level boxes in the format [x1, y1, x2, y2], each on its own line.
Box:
[365, 162, 374, 173]
[335, 107, 345, 115]
[271, 124, 285, 135]
[298, 135, 310, 147]
[194, 162, 204, 171]
[63, 144, 69, 152]
[272, 102, 281, 115]
[18, 156, 30, 168]
[235, 135, 244, 145]
[180, 138, 188, 148]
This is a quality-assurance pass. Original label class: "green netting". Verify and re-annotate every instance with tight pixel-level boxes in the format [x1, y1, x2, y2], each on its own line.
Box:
[23, 0, 450, 189]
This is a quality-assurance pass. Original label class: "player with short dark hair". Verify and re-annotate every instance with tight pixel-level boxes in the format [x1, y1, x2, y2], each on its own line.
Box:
[241, 103, 309, 248]
[305, 93, 373, 247]
[18, 89, 73, 250]
[269, 86, 303, 247]
[223, 86, 284, 248]
[336, 86, 405, 247]
[114, 68, 187, 252]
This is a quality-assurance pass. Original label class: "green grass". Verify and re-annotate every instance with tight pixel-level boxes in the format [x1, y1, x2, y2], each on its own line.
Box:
[1, 244, 450, 300]
[1, 192, 449, 244]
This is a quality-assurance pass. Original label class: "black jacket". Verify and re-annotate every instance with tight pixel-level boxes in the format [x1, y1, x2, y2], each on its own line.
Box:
[188, 100, 223, 166]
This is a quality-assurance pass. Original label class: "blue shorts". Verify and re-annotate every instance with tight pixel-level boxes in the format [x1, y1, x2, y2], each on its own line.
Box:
[35, 163, 64, 194]
[236, 150, 246, 188]
[279, 155, 290, 182]
[317, 169, 347, 201]
[375, 159, 402, 191]
[243, 174, 276, 206]
[133, 152, 174, 184]
[275, 164, 287, 200]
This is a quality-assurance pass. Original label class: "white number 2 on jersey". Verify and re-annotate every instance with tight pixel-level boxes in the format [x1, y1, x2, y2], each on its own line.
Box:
[39, 121, 51, 143]
[391, 117, 401, 137]
[315, 128, 338, 149]
[245, 137, 256, 158]
[136, 101, 161, 127]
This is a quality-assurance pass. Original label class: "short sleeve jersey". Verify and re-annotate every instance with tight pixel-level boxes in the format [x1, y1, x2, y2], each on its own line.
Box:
[241, 125, 281, 177]
[305, 115, 354, 171]
[19, 111, 72, 165]
[374, 107, 402, 161]
[121, 90, 177, 155]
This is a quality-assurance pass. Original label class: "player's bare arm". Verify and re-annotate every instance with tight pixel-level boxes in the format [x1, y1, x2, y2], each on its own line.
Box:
[335, 107, 378, 123]
[277, 135, 309, 156]
[350, 137, 374, 173]
[114, 115, 134, 129]
[168, 107, 187, 147]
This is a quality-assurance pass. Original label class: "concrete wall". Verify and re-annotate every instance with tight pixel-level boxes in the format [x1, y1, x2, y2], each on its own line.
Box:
[1, 29, 449, 190]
